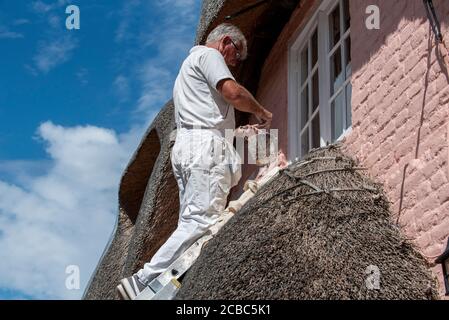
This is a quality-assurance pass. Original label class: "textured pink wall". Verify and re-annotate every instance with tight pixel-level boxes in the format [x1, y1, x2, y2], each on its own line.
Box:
[254, 0, 449, 297]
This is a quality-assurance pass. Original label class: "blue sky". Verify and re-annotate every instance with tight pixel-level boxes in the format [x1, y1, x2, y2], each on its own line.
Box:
[0, 0, 201, 299]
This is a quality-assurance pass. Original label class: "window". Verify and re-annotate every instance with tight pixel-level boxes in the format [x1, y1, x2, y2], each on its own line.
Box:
[298, 27, 321, 156]
[289, 0, 352, 160]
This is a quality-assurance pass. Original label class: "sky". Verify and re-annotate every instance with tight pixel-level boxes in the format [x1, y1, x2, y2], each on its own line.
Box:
[0, 0, 201, 299]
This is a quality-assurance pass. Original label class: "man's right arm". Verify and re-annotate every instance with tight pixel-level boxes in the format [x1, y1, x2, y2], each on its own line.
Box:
[217, 79, 272, 128]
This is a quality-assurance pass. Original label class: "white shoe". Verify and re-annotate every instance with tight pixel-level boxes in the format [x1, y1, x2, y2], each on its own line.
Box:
[117, 275, 147, 300]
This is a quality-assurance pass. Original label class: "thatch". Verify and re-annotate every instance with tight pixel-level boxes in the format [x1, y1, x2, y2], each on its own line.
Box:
[195, 0, 226, 45]
[177, 144, 439, 300]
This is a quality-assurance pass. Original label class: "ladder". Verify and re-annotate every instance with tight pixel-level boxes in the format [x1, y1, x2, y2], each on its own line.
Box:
[133, 210, 234, 300]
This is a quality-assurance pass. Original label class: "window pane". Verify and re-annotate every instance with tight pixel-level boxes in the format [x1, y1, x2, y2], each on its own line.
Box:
[301, 130, 309, 157]
[330, 47, 343, 95]
[312, 113, 320, 148]
[300, 87, 309, 130]
[344, 36, 351, 77]
[343, 0, 350, 32]
[329, 3, 340, 49]
[345, 83, 352, 129]
[300, 47, 308, 85]
[311, 29, 318, 67]
[331, 92, 344, 141]
[312, 71, 319, 112]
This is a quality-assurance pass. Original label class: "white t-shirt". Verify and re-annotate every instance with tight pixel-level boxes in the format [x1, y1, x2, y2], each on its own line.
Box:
[173, 45, 236, 131]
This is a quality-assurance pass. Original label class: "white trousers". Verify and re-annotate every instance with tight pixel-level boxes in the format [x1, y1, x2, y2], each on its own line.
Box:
[136, 128, 241, 285]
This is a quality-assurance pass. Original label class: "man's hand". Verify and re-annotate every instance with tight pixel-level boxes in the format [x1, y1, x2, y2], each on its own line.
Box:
[255, 109, 272, 130]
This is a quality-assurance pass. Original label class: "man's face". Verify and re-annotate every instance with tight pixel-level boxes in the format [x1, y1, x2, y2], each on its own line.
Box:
[220, 36, 242, 67]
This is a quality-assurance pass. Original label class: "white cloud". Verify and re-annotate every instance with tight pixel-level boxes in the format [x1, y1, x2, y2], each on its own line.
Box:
[115, 0, 141, 43]
[136, 63, 173, 116]
[29, 0, 77, 74]
[76, 68, 88, 86]
[113, 75, 130, 102]
[24, 64, 39, 77]
[0, 121, 139, 299]
[156, 0, 197, 10]
[0, 159, 51, 186]
[30, 1, 68, 29]
[0, 15, 33, 39]
[33, 36, 78, 73]
[13, 19, 31, 26]
[0, 26, 24, 39]
[31, 0, 69, 14]
[48, 15, 61, 29]
[31, 1, 54, 14]
[116, 0, 199, 123]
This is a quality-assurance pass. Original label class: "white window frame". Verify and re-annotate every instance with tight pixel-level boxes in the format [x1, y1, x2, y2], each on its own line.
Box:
[288, 0, 352, 162]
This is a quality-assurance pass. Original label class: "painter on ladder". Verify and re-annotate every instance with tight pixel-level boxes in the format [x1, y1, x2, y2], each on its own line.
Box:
[118, 23, 273, 299]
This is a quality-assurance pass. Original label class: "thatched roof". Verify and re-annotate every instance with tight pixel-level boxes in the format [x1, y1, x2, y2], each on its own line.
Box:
[177, 145, 438, 299]
[195, 0, 226, 45]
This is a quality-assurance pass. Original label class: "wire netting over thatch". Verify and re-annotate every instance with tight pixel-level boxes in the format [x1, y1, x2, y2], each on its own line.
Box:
[177, 144, 439, 299]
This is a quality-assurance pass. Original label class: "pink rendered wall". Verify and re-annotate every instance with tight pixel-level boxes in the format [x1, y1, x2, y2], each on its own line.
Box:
[254, 0, 449, 297]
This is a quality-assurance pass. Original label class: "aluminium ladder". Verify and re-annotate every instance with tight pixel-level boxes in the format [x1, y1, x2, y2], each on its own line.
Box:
[133, 210, 234, 300]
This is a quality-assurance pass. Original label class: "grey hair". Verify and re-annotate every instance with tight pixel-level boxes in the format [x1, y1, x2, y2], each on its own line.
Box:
[206, 23, 248, 60]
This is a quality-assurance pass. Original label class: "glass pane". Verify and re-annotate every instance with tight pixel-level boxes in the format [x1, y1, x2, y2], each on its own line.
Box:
[312, 71, 319, 112]
[345, 83, 352, 129]
[300, 87, 309, 130]
[301, 130, 309, 157]
[312, 113, 320, 148]
[329, 3, 340, 49]
[330, 47, 343, 95]
[331, 92, 344, 141]
[343, 0, 350, 32]
[344, 36, 351, 77]
[300, 47, 308, 85]
[311, 28, 318, 67]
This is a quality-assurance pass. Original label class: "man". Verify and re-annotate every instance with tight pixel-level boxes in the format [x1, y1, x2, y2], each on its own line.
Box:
[118, 23, 272, 300]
